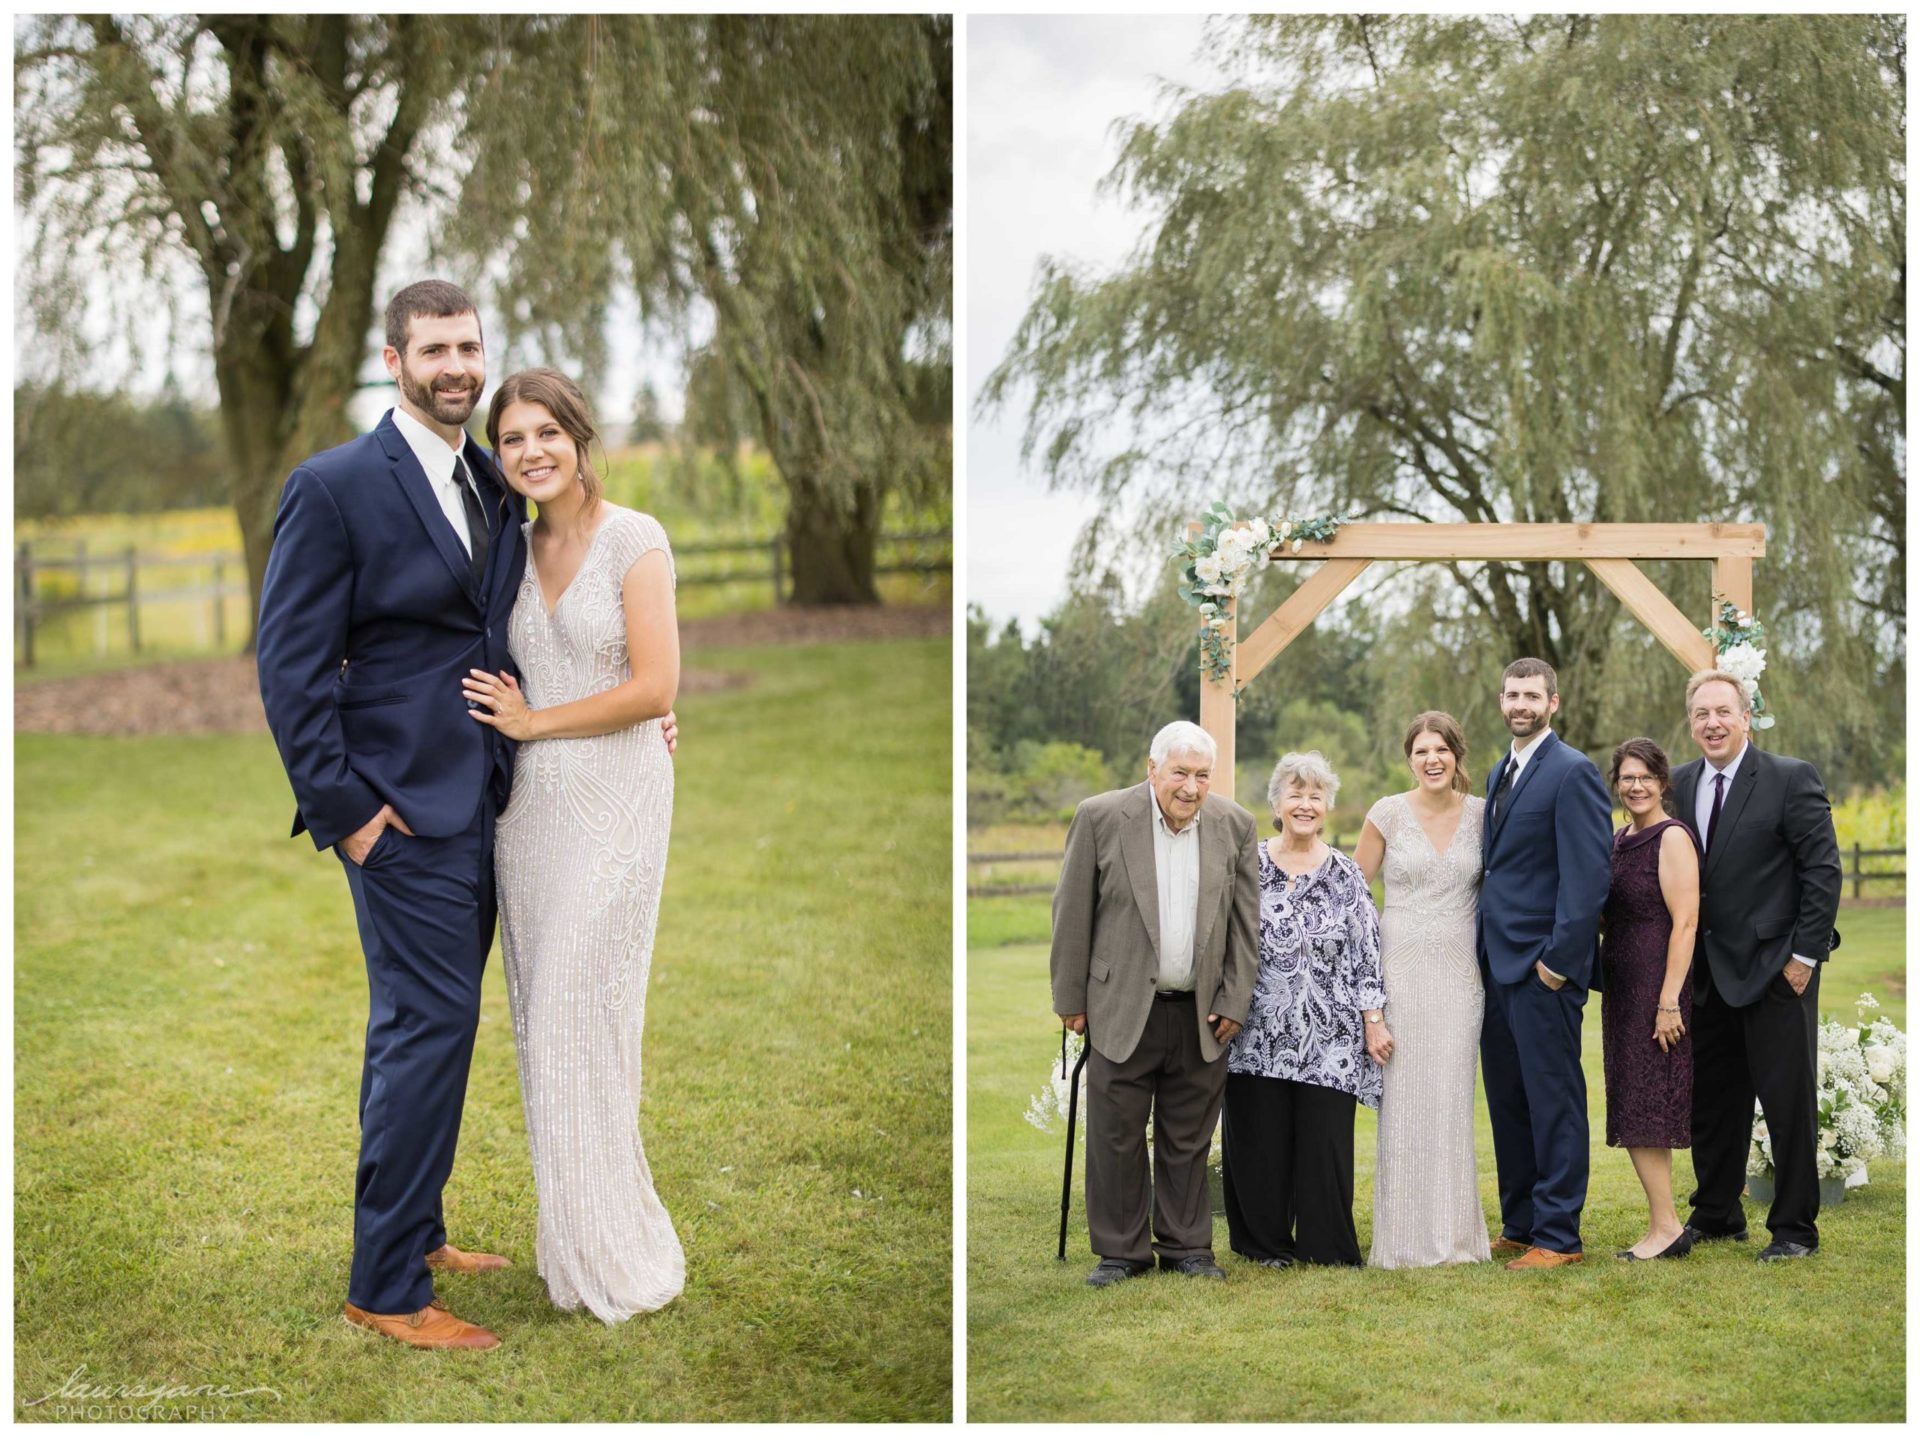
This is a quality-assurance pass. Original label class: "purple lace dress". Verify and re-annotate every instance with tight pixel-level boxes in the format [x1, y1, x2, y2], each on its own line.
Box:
[1599, 817, 1698, 1149]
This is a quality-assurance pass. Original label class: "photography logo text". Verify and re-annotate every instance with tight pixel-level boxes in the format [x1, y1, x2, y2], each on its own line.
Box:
[21, 1364, 283, 1421]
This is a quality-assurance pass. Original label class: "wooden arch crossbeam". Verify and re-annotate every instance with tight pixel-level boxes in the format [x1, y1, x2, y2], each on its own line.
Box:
[1197, 522, 1766, 796]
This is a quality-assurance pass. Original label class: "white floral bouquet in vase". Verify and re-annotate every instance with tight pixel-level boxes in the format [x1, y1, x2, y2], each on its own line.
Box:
[1749, 993, 1906, 1201]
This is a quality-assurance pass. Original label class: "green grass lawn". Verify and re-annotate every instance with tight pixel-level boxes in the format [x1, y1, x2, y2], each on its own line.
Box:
[15, 638, 951, 1422]
[967, 899, 1905, 1422]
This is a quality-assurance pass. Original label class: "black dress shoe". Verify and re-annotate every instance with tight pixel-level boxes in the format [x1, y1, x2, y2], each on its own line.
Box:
[1683, 1223, 1749, 1244]
[1254, 1255, 1296, 1270]
[1159, 1255, 1226, 1279]
[1756, 1240, 1817, 1263]
[1085, 1259, 1150, 1288]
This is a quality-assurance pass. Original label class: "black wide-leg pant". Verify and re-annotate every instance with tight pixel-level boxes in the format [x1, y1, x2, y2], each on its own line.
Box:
[1221, 1074, 1361, 1267]
[1688, 964, 1822, 1247]
[337, 802, 495, 1314]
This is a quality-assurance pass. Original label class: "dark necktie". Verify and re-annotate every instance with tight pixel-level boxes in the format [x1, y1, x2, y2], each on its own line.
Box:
[1490, 758, 1517, 826]
[1705, 771, 1727, 853]
[454, 453, 489, 582]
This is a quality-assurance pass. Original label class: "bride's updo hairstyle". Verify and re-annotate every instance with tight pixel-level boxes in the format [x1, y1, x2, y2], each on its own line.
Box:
[486, 367, 605, 509]
[1402, 710, 1471, 795]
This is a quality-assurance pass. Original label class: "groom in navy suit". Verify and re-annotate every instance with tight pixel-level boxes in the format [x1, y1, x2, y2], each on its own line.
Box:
[1476, 658, 1613, 1269]
[258, 278, 569, 1350]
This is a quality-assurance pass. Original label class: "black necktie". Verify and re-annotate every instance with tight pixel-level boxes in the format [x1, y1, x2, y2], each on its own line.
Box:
[1705, 771, 1727, 853]
[1490, 758, 1517, 825]
[454, 453, 489, 582]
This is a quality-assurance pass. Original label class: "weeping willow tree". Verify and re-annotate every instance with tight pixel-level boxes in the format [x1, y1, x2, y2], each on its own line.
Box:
[16, 15, 950, 634]
[983, 14, 1903, 763]
[455, 15, 952, 605]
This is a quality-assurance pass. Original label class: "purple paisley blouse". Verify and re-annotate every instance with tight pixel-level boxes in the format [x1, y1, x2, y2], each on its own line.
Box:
[1227, 843, 1387, 1109]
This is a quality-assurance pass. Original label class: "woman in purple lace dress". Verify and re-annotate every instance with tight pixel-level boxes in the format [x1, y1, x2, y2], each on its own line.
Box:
[1223, 751, 1386, 1269]
[1601, 738, 1702, 1261]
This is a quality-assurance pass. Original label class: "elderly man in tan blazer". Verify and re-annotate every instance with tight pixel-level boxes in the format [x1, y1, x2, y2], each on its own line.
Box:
[1052, 720, 1260, 1286]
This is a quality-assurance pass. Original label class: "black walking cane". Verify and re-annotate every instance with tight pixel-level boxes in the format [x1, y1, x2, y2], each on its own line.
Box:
[1056, 1025, 1091, 1261]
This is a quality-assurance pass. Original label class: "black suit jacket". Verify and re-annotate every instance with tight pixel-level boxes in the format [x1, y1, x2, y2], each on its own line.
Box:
[257, 412, 527, 850]
[1673, 744, 1842, 1008]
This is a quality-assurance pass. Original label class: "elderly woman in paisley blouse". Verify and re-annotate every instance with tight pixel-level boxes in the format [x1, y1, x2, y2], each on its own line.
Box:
[1222, 750, 1387, 1269]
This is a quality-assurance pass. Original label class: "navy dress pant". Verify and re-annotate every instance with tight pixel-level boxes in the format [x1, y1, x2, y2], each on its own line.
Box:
[337, 802, 494, 1315]
[1480, 960, 1589, 1254]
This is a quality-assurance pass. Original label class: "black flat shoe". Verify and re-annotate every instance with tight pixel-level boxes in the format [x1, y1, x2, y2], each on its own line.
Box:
[1653, 1229, 1695, 1259]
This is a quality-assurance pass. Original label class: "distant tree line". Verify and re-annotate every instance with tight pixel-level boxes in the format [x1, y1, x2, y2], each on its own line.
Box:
[15, 383, 227, 518]
[969, 549, 1906, 827]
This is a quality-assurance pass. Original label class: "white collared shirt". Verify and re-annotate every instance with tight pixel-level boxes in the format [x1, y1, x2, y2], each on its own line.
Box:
[1505, 725, 1552, 786]
[1694, 739, 1748, 843]
[1151, 798, 1200, 992]
[390, 404, 480, 558]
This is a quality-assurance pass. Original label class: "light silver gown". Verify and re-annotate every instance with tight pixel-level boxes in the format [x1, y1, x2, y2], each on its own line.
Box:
[1366, 792, 1492, 1269]
[497, 505, 685, 1321]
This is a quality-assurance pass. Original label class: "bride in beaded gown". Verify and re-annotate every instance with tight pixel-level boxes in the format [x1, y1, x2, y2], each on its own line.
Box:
[462, 370, 685, 1322]
[1352, 713, 1492, 1269]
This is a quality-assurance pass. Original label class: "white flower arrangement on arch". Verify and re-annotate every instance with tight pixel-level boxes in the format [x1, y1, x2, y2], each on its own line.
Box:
[1705, 598, 1775, 729]
[1173, 505, 1351, 683]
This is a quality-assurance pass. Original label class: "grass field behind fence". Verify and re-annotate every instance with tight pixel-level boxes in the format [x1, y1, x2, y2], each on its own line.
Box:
[15, 638, 952, 1422]
[17, 442, 953, 672]
[966, 897, 1905, 1423]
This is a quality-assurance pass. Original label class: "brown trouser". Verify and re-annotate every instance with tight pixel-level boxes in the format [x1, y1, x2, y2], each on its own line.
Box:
[1086, 994, 1226, 1264]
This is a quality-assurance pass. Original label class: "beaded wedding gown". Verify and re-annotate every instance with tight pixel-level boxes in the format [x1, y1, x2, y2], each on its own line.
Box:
[1365, 792, 1493, 1268]
[497, 504, 684, 1321]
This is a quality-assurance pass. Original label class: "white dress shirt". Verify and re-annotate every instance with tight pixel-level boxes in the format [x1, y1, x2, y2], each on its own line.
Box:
[1151, 799, 1200, 992]
[1696, 740, 1813, 970]
[390, 404, 480, 559]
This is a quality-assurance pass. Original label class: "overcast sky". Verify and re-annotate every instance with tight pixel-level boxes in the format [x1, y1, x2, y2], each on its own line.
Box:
[967, 14, 1223, 632]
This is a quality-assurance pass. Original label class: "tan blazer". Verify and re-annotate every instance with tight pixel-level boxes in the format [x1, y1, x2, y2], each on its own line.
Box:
[1050, 782, 1260, 1063]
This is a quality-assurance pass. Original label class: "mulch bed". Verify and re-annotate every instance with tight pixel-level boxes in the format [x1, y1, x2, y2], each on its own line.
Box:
[16, 603, 949, 737]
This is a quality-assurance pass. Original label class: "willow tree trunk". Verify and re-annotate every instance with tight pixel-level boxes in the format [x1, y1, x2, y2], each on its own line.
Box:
[783, 473, 882, 605]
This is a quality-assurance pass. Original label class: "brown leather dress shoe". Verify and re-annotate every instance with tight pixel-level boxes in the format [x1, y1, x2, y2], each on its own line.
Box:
[425, 1243, 513, 1274]
[343, 1297, 501, 1350]
[1504, 1246, 1584, 1271]
[1490, 1236, 1530, 1256]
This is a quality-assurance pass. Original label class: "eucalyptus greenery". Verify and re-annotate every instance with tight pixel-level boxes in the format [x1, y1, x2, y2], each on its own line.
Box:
[1171, 506, 1350, 683]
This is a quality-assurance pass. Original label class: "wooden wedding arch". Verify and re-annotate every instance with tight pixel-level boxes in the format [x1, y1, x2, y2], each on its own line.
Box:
[1196, 522, 1766, 796]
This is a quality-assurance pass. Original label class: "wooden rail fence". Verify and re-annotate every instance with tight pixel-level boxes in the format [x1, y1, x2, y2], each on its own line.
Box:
[969, 841, 1905, 901]
[14, 529, 951, 667]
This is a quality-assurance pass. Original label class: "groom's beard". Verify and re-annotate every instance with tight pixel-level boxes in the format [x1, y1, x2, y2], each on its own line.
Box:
[1504, 709, 1547, 738]
[398, 364, 481, 426]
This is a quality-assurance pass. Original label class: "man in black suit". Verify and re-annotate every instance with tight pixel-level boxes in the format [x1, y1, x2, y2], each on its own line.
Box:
[1674, 669, 1841, 1262]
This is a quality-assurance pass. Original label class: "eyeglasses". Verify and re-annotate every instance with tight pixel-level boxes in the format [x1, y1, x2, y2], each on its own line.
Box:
[1618, 777, 1660, 791]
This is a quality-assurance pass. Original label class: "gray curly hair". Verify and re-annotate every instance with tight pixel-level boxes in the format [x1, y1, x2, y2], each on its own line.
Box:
[1267, 750, 1340, 813]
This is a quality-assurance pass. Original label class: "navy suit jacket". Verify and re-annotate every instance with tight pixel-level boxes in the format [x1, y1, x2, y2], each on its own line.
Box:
[257, 411, 527, 851]
[1476, 731, 1614, 990]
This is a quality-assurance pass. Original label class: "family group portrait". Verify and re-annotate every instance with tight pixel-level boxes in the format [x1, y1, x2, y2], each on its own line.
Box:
[966, 12, 1903, 1424]
[15, 13, 950, 1423]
